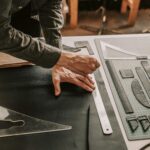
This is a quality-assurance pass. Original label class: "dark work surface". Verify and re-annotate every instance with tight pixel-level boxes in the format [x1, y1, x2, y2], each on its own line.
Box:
[0, 66, 127, 150]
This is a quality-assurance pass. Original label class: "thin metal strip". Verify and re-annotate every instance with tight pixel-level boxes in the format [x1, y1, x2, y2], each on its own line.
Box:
[91, 73, 113, 134]
[79, 40, 113, 135]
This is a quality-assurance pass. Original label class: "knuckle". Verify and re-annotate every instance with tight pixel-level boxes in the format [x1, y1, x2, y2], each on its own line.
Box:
[89, 57, 94, 63]
[91, 63, 96, 69]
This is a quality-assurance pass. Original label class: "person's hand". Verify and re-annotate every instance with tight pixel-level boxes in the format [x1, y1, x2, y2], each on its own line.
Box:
[56, 51, 100, 75]
[52, 65, 95, 96]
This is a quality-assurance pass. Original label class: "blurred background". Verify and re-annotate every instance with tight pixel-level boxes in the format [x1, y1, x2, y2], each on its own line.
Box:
[62, 0, 150, 36]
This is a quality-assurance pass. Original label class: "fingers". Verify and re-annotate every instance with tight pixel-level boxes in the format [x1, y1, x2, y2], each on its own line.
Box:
[87, 75, 94, 84]
[73, 78, 94, 92]
[89, 57, 100, 72]
[69, 73, 95, 92]
[52, 65, 97, 95]
[68, 67, 87, 76]
[77, 75, 95, 90]
[52, 74, 61, 96]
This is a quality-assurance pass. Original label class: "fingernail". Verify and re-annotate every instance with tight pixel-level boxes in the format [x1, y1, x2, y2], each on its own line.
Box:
[92, 64, 96, 69]
[93, 86, 95, 89]
[89, 88, 94, 92]
[55, 91, 60, 96]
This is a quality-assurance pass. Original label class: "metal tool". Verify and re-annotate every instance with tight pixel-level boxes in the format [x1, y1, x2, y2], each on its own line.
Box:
[136, 67, 150, 99]
[106, 60, 134, 114]
[131, 79, 150, 108]
[0, 106, 71, 137]
[79, 41, 113, 134]
[91, 72, 113, 135]
[74, 41, 94, 55]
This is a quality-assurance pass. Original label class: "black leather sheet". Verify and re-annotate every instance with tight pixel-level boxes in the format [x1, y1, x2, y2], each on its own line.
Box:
[0, 66, 127, 150]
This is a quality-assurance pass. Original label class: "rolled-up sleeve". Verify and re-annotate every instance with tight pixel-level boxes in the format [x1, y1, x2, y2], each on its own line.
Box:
[0, 0, 61, 68]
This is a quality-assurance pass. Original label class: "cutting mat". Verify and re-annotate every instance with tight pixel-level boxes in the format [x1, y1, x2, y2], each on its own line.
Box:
[106, 59, 150, 140]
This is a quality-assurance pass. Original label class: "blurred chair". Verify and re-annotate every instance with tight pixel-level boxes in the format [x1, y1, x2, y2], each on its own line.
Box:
[121, 0, 141, 26]
[68, 0, 79, 28]
[62, 0, 69, 25]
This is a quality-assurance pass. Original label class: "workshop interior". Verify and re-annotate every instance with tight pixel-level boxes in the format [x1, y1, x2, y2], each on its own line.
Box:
[0, 0, 150, 150]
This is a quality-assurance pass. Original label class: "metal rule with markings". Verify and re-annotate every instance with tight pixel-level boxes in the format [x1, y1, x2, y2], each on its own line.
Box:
[76, 40, 113, 134]
[91, 72, 113, 135]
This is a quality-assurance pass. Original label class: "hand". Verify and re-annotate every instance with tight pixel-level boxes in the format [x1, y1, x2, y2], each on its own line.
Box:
[57, 51, 100, 75]
[52, 65, 95, 96]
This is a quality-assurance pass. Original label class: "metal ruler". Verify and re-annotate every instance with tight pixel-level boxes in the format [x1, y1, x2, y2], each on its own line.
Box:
[74, 40, 113, 134]
[91, 72, 113, 135]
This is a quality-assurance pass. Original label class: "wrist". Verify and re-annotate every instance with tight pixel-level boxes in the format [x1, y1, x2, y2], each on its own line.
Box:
[56, 51, 74, 67]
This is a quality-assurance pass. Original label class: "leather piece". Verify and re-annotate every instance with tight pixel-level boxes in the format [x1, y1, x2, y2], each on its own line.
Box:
[0, 66, 127, 150]
[0, 66, 89, 150]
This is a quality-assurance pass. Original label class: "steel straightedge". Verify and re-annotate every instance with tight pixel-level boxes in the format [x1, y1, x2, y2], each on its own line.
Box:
[106, 60, 134, 114]
[76, 40, 113, 134]
[92, 70, 113, 135]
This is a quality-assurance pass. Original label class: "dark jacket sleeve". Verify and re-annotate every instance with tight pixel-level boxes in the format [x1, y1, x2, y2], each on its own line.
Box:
[38, 0, 63, 48]
[0, 0, 61, 68]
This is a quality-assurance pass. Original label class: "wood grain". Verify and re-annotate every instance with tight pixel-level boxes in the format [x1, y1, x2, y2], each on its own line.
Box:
[0, 53, 32, 68]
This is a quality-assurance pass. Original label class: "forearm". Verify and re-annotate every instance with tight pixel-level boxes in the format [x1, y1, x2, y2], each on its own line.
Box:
[0, 17, 61, 68]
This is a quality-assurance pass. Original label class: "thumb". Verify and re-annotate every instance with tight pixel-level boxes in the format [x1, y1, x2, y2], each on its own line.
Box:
[53, 75, 61, 96]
